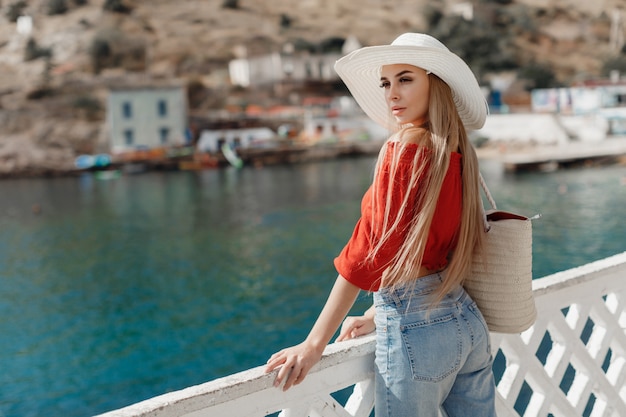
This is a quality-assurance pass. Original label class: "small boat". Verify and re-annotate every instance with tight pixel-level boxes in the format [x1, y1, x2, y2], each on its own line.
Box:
[74, 154, 112, 170]
[74, 154, 95, 169]
[221, 143, 244, 169]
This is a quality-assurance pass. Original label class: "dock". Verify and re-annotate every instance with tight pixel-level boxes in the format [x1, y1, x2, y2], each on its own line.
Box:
[478, 137, 626, 172]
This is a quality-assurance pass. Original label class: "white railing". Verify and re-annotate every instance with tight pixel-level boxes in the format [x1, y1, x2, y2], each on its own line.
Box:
[97, 251, 626, 417]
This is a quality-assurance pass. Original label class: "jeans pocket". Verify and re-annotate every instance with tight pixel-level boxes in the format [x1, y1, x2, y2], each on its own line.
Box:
[400, 313, 462, 382]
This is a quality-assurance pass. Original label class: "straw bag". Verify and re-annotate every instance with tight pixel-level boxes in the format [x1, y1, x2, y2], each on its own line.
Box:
[463, 175, 538, 334]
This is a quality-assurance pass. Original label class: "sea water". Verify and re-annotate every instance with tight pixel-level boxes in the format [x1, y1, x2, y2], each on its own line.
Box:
[0, 157, 624, 417]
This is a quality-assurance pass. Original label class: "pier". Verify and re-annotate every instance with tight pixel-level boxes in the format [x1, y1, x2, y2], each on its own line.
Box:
[492, 138, 626, 172]
[96, 252, 626, 417]
[475, 113, 626, 172]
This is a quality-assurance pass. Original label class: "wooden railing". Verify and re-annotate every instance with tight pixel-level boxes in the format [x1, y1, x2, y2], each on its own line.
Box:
[96, 251, 626, 417]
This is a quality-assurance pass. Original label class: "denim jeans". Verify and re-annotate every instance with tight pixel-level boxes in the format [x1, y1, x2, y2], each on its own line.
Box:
[373, 272, 497, 417]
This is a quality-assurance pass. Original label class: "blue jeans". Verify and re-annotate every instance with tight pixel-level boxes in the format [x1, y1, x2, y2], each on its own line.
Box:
[373, 272, 497, 417]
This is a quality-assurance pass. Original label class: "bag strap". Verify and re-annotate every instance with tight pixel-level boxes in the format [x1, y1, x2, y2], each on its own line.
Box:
[479, 173, 497, 210]
[479, 173, 496, 232]
[479, 174, 540, 229]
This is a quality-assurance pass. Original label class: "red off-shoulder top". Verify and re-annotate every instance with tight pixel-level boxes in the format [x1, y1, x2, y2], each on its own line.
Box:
[334, 141, 462, 292]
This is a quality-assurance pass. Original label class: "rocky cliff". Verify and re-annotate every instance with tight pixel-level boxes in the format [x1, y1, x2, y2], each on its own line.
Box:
[0, 0, 623, 176]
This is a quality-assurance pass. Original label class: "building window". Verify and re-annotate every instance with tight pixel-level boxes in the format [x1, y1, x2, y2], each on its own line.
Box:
[124, 129, 134, 145]
[159, 127, 169, 144]
[157, 99, 168, 117]
[122, 101, 132, 119]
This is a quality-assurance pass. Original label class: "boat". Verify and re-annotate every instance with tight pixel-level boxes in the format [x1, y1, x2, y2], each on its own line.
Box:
[95, 251, 626, 417]
[74, 153, 111, 170]
[221, 143, 244, 169]
[75, 154, 95, 169]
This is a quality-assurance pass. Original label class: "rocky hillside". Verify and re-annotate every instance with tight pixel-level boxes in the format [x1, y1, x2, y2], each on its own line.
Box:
[0, 0, 624, 176]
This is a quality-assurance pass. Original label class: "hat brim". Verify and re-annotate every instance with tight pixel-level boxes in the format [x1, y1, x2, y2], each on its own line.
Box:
[334, 45, 487, 131]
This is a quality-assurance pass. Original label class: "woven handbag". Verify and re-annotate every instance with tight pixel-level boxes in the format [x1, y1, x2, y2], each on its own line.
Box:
[463, 174, 538, 334]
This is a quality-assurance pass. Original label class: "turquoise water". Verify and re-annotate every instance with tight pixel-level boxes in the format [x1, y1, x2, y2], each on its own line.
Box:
[0, 157, 625, 417]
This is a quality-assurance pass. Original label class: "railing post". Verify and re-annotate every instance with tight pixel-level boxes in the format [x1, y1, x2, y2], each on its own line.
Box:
[345, 379, 375, 417]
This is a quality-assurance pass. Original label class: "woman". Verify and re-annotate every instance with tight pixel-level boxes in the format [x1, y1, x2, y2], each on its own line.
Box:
[265, 33, 497, 417]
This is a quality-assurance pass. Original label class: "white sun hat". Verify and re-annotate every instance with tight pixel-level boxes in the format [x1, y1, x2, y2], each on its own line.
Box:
[334, 33, 488, 132]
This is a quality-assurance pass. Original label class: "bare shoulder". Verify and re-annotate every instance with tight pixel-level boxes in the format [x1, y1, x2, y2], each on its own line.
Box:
[397, 127, 431, 147]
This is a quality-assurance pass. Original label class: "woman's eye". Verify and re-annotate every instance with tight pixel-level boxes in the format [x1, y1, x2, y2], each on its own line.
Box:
[379, 81, 390, 88]
[399, 77, 412, 83]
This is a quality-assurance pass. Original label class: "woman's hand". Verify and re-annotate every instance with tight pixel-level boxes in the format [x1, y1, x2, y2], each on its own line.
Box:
[265, 276, 361, 391]
[336, 305, 375, 341]
[265, 341, 324, 391]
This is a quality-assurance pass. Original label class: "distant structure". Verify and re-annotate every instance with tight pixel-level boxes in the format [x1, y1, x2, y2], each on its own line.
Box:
[341, 35, 362, 55]
[448, 2, 473, 21]
[531, 81, 626, 135]
[196, 127, 276, 153]
[229, 50, 341, 87]
[229, 36, 362, 88]
[610, 8, 625, 53]
[107, 86, 187, 153]
[16, 16, 33, 36]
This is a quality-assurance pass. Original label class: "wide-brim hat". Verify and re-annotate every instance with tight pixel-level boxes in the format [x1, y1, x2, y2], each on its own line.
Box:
[334, 33, 487, 131]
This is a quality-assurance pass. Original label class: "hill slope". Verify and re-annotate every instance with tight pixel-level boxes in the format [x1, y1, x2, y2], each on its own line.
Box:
[0, 0, 623, 175]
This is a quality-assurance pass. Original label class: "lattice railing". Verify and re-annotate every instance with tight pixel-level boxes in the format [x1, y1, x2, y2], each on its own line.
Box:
[96, 251, 626, 417]
[492, 252, 626, 417]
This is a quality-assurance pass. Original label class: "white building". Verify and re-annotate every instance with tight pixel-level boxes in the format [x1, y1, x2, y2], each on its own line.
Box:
[229, 52, 342, 87]
[531, 82, 626, 135]
[228, 36, 364, 88]
[107, 86, 187, 153]
[531, 83, 626, 115]
[196, 127, 277, 153]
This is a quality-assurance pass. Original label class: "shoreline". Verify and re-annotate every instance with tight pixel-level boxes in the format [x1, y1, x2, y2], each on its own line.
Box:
[0, 140, 386, 180]
[3, 136, 626, 180]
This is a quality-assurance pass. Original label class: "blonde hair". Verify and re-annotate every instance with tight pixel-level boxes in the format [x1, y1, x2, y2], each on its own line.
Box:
[368, 74, 484, 303]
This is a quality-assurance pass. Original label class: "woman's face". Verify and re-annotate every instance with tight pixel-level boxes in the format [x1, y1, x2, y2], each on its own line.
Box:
[380, 64, 430, 127]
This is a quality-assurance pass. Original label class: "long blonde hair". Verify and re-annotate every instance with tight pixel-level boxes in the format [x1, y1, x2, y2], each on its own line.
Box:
[368, 74, 484, 303]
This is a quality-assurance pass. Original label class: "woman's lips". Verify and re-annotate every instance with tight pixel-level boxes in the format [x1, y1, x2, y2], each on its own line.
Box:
[391, 107, 405, 116]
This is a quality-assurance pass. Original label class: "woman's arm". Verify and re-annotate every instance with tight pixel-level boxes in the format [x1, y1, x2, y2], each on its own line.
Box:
[265, 275, 360, 391]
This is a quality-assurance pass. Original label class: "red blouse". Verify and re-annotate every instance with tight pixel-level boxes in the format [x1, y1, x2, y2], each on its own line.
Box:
[334, 141, 462, 292]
